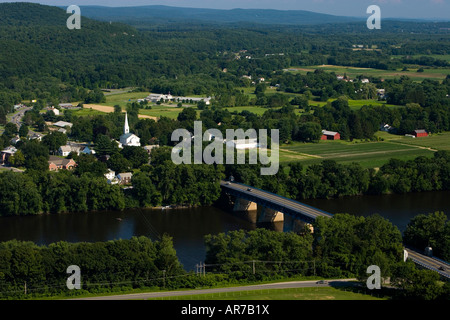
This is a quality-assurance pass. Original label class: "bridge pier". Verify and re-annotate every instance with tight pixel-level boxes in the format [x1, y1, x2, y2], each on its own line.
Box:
[258, 207, 284, 223]
[283, 215, 314, 233]
[233, 197, 258, 212]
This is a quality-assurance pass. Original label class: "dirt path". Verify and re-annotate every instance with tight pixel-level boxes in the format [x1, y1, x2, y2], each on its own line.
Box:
[84, 104, 158, 121]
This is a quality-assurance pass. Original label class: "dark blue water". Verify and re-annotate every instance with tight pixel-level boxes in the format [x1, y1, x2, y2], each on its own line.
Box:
[0, 190, 448, 269]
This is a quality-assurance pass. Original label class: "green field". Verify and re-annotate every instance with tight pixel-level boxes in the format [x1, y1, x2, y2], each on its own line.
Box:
[279, 136, 438, 168]
[376, 131, 450, 152]
[286, 65, 450, 82]
[150, 286, 386, 300]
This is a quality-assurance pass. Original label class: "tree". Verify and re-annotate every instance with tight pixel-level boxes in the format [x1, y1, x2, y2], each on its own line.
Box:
[177, 107, 197, 122]
[9, 149, 25, 167]
[403, 211, 448, 260]
[42, 131, 67, 155]
[131, 172, 162, 207]
[18, 125, 29, 138]
[121, 146, 149, 168]
[391, 261, 443, 300]
[107, 153, 131, 173]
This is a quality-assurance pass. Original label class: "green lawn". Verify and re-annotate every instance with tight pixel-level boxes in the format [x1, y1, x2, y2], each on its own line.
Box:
[139, 105, 200, 120]
[150, 286, 386, 300]
[279, 136, 437, 168]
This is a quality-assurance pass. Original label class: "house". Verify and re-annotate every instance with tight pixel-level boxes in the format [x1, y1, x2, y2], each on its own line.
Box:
[53, 121, 73, 128]
[104, 169, 119, 184]
[59, 145, 81, 157]
[1, 146, 17, 164]
[48, 156, 77, 171]
[413, 129, 428, 138]
[380, 123, 393, 132]
[10, 135, 21, 145]
[361, 78, 370, 84]
[47, 106, 60, 116]
[117, 172, 133, 185]
[29, 132, 43, 141]
[143, 145, 159, 154]
[119, 112, 141, 147]
[58, 103, 74, 109]
[321, 130, 341, 140]
[80, 146, 96, 155]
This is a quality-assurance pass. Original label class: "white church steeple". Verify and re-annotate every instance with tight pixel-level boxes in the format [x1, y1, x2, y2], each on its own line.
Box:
[124, 112, 130, 134]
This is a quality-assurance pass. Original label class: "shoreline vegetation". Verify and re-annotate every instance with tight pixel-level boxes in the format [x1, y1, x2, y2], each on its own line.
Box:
[0, 212, 448, 300]
[1, 149, 450, 217]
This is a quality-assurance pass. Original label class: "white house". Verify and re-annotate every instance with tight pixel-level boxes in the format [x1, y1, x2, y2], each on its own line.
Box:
[104, 169, 119, 184]
[119, 112, 141, 147]
[53, 121, 73, 128]
[59, 145, 81, 157]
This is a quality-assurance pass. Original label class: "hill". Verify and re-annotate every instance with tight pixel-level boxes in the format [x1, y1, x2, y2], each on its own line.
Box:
[78, 5, 362, 26]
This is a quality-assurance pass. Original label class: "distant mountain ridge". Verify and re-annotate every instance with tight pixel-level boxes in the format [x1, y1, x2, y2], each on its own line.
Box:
[77, 5, 363, 26]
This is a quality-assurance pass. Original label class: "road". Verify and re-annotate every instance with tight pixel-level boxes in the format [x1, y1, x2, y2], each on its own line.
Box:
[9, 105, 31, 128]
[220, 180, 332, 220]
[405, 248, 450, 279]
[70, 279, 358, 300]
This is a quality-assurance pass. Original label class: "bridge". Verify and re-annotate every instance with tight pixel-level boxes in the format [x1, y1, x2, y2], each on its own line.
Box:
[405, 248, 450, 279]
[221, 180, 450, 280]
[220, 180, 333, 232]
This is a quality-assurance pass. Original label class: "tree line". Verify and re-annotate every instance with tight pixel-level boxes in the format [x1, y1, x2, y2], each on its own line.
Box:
[0, 212, 448, 299]
[225, 150, 450, 200]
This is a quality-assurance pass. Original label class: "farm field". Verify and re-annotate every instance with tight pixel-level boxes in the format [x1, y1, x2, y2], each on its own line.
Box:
[279, 137, 437, 168]
[285, 65, 450, 82]
[375, 131, 450, 152]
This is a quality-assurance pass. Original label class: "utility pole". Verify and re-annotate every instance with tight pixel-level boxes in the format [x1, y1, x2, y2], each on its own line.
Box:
[252, 260, 255, 275]
[24, 281, 27, 296]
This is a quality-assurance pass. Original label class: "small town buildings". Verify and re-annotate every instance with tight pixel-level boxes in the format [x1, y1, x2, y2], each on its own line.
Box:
[47, 106, 60, 116]
[10, 135, 21, 145]
[48, 156, 77, 171]
[29, 132, 43, 141]
[104, 169, 119, 184]
[53, 121, 73, 128]
[321, 130, 341, 140]
[117, 172, 133, 185]
[119, 112, 141, 147]
[143, 145, 159, 154]
[413, 129, 428, 138]
[1, 146, 17, 164]
[59, 145, 81, 157]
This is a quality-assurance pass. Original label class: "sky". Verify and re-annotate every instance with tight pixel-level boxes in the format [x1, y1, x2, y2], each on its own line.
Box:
[1, 0, 449, 19]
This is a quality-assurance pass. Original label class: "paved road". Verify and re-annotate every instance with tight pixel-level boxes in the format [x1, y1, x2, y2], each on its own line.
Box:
[220, 180, 332, 220]
[70, 279, 358, 300]
[406, 248, 450, 279]
[9, 106, 31, 128]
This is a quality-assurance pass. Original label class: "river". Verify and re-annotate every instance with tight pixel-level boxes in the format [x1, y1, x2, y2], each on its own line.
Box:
[0, 190, 448, 270]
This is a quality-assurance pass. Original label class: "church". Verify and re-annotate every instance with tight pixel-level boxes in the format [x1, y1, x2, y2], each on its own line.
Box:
[119, 112, 141, 147]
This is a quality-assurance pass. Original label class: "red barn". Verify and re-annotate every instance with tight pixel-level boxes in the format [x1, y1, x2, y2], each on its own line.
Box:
[321, 130, 340, 140]
[413, 129, 428, 138]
